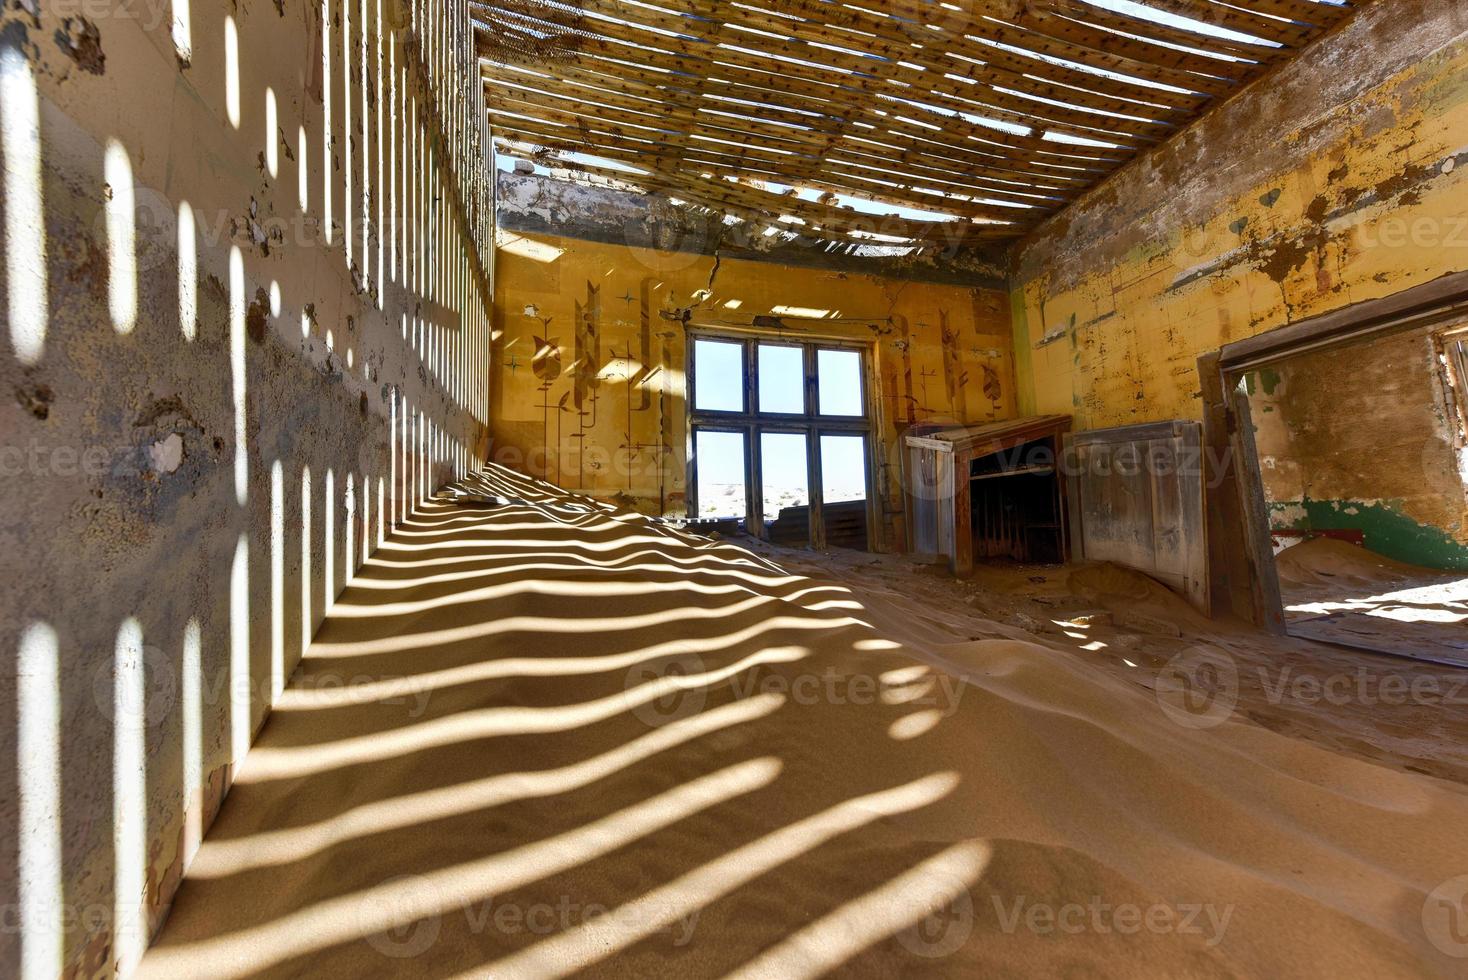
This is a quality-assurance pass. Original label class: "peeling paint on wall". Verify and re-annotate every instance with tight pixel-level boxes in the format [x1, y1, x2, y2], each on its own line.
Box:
[1271, 498, 1468, 570]
[1012, 0, 1468, 432]
[492, 229, 1015, 542]
[1244, 324, 1468, 569]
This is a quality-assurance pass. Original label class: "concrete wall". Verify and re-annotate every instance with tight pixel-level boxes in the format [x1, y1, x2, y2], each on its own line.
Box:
[491, 219, 1015, 546]
[1243, 325, 1468, 569]
[1011, 0, 1468, 431]
[0, 1, 491, 976]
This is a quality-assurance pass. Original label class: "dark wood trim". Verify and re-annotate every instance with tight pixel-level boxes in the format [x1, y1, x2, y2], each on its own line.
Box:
[1228, 389, 1287, 635]
[1219, 270, 1468, 369]
[1068, 419, 1185, 446]
[1197, 352, 1257, 623]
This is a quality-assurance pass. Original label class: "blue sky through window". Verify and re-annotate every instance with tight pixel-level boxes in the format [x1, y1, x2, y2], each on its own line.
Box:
[758, 344, 804, 413]
[822, 435, 867, 503]
[818, 349, 863, 416]
[694, 339, 743, 412]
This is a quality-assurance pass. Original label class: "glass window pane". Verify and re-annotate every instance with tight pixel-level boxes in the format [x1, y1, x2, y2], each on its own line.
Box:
[760, 432, 809, 524]
[758, 344, 805, 414]
[817, 348, 863, 416]
[694, 339, 744, 412]
[820, 434, 867, 503]
[695, 430, 746, 518]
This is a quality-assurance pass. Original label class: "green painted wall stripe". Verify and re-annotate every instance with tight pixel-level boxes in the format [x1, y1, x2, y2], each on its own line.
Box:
[1271, 497, 1468, 570]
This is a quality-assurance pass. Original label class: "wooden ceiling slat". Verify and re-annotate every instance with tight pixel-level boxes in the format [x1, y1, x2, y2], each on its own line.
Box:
[779, 0, 1235, 96]
[847, 0, 1213, 108]
[489, 122, 1055, 228]
[687, 0, 1182, 139]
[828, 147, 1081, 199]
[488, 116, 1049, 225]
[489, 0, 1205, 119]
[488, 76, 828, 149]
[921, 68, 1174, 140]
[487, 62, 1089, 196]
[487, 97, 807, 163]
[837, 133, 1085, 193]
[477, 29, 1137, 177]
[937, 52, 1192, 124]
[975, 24, 1238, 99]
[478, 18, 1188, 130]
[992, 8, 1249, 82]
[1134, 0, 1319, 46]
[1231, 0, 1354, 28]
[942, 33, 1210, 111]
[486, 73, 1104, 196]
[476, 0, 1353, 243]
[495, 133, 1024, 243]
[722, 6, 1168, 148]
[694, 2, 1174, 146]
[1033, 0, 1283, 62]
[822, 158, 1076, 205]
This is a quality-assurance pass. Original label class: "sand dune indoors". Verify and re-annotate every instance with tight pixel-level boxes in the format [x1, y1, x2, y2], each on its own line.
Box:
[136, 466, 1468, 979]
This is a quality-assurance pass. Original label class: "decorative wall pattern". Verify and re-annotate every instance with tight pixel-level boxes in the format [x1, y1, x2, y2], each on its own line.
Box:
[492, 231, 1015, 543]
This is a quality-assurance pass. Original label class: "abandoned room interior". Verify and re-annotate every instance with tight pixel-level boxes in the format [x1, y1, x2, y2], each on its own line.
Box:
[5, 0, 1468, 976]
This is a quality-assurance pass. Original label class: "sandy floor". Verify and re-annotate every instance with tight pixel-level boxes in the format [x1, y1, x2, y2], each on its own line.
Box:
[140, 466, 1468, 978]
[751, 536, 1468, 788]
[1275, 538, 1468, 669]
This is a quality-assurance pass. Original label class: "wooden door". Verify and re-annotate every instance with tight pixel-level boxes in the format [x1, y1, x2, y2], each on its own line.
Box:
[1066, 421, 1210, 613]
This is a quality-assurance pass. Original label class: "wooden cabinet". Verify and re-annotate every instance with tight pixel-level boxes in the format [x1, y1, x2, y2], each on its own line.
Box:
[903, 416, 1073, 575]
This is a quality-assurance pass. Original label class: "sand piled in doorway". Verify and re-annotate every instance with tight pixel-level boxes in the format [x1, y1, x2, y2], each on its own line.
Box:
[139, 465, 1468, 979]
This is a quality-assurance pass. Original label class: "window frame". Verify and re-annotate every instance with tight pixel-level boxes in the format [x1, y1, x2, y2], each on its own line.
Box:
[686, 326, 877, 549]
[690, 425, 752, 523]
[1435, 323, 1468, 447]
[755, 341, 808, 417]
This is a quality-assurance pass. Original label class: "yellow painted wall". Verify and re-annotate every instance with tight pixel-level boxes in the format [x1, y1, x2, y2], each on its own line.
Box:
[1012, 2, 1468, 430]
[491, 232, 1014, 543]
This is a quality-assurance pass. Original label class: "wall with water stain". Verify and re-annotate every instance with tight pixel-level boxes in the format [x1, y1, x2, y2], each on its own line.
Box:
[1242, 325, 1468, 569]
[1011, 0, 1468, 432]
[491, 226, 1014, 546]
[0, 2, 491, 976]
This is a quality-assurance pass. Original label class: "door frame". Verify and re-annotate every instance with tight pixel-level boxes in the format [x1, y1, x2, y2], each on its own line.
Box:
[1203, 270, 1468, 630]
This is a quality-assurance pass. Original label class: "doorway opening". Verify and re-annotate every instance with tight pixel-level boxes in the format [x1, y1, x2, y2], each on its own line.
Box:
[1217, 283, 1468, 667]
[687, 331, 874, 550]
